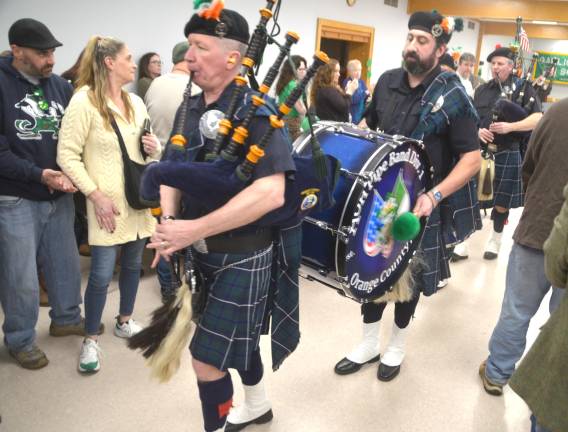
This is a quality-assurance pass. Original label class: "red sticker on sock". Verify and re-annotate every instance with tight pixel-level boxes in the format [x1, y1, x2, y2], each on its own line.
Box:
[218, 398, 233, 418]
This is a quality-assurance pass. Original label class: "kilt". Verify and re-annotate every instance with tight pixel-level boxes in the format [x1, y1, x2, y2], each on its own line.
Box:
[268, 222, 302, 371]
[190, 245, 273, 371]
[480, 149, 524, 209]
[414, 207, 451, 296]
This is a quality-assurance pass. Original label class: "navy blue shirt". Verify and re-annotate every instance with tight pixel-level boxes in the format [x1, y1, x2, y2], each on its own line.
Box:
[0, 56, 73, 201]
[164, 81, 295, 226]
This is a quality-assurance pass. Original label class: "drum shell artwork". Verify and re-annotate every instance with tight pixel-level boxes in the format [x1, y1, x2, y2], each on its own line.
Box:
[294, 122, 432, 302]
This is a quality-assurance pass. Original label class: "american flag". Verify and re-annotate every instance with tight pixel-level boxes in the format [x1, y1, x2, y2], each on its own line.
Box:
[519, 27, 531, 53]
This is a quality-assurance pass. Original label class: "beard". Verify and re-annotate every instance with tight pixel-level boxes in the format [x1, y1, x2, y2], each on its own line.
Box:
[402, 50, 436, 76]
[22, 57, 53, 78]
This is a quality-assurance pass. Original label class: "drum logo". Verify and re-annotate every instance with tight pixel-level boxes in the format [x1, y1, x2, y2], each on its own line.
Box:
[363, 171, 410, 258]
[300, 188, 320, 211]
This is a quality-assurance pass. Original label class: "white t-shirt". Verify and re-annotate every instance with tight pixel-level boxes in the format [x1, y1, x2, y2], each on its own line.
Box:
[144, 72, 193, 147]
[458, 74, 474, 98]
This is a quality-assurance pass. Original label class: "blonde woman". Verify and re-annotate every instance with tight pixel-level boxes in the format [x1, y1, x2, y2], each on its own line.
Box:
[57, 36, 161, 374]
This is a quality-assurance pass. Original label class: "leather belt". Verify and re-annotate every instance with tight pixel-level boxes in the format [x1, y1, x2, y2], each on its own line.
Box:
[204, 228, 273, 254]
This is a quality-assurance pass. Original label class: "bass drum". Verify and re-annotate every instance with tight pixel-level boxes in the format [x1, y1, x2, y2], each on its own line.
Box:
[294, 121, 432, 302]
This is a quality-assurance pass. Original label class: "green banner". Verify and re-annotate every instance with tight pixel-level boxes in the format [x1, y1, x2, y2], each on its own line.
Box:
[534, 51, 568, 85]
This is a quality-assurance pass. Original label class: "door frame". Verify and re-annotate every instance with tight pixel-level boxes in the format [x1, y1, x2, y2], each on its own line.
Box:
[316, 18, 375, 86]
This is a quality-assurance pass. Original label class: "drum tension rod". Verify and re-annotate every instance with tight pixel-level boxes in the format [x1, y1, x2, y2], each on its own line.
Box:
[340, 168, 374, 184]
[304, 217, 348, 242]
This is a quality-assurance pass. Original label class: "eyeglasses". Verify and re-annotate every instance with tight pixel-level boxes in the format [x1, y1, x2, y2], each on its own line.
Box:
[297, 67, 307, 71]
[150, 60, 163, 65]
[32, 86, 49, 112]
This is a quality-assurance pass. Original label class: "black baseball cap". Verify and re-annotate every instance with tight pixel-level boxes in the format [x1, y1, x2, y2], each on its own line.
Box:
[8, 18, 62, 50]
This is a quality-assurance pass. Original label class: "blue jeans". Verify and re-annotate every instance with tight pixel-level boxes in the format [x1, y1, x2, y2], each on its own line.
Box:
[84, 237, 146, 335]
[157, 255, 175, 297]
[531, 415, 552, 432]
[486, 242, 565, 384]
[0, 194, 82, 352]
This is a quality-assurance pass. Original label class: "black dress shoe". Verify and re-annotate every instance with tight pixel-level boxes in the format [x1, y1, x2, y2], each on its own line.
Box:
[334, 354, 380, 375]
[377, 362, 401, 381]
[225, 409, 273, 432]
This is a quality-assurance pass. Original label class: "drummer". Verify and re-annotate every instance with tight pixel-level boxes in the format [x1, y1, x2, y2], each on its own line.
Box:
[335, 11, 481, 381]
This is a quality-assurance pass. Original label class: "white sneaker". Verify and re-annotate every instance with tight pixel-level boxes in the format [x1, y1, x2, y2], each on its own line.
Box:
[78, 338, 101, 374]
[114, 318, 143, 338]
[437, 278, 448, 289]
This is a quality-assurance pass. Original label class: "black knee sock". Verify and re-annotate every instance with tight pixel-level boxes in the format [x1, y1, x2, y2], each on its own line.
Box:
[393, 292, 420, 328]
[197, 373, 233, 432]
[237, 349, 264, 386]
[361, 302, 386, 323]
[491, 209, 509, 233]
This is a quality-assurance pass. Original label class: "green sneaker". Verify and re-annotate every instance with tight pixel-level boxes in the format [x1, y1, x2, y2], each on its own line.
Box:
[78, 338, 101, 374]
[9, 345, 49, 370]
[50, 317, 104, 337]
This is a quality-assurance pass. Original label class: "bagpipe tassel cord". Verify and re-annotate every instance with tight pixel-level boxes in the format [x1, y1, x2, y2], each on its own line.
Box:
[236, 51, 330, 181]
[128, 256, 194, 382]
[146, 277, 193, 382]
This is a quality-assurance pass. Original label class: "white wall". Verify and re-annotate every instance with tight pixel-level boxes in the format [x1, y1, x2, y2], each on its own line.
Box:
[0, 0, 479, 88]
[480, 33, 568, 101]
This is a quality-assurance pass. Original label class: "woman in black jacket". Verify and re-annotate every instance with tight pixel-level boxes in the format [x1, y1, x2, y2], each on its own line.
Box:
[310, 58, 357, 122]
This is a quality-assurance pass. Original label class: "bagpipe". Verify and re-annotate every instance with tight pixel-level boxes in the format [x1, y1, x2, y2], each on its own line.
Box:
[488, 17, 538, 152]
[129, 0, 339, 381]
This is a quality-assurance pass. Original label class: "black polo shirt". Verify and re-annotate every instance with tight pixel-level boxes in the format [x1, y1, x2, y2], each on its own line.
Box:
[364, 66, 479, 180]
[473, 75, 542, 147]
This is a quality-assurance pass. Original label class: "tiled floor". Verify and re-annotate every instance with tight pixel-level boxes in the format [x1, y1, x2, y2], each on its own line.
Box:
[0, 208, 551, 431]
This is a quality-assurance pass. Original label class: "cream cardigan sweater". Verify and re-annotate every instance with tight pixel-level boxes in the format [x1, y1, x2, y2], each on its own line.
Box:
[57, 86, 161, 246]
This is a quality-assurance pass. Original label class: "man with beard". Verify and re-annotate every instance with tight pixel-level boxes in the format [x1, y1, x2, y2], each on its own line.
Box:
[469, 47, 542, 261]
[335, 11, 481, 381]
[0, 19, 88, 370]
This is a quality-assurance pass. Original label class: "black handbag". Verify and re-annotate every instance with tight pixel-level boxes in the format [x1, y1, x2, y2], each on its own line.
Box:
[110, 118, 159, 210]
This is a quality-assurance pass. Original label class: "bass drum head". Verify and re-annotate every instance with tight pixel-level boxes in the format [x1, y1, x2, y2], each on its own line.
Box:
[336, 140, 432, 302]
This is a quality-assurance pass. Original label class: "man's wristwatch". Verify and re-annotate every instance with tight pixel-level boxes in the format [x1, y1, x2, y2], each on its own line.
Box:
[429, 188, 443, 205]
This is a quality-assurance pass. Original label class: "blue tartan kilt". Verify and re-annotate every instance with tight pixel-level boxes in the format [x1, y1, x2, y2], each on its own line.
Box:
[413, 208, 450, 296]
[480, 149, 524, 209]
[268, 222, 302, 371]
[190, 245, 273, 372]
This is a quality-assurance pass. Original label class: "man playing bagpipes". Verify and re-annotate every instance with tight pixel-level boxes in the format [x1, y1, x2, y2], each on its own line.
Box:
[455, 46, 543, 261]
[335, 11, 481, 381]
[131, 3, 303, 431]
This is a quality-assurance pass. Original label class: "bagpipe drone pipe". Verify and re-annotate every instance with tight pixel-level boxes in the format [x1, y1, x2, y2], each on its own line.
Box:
[140, 45, 338, 228]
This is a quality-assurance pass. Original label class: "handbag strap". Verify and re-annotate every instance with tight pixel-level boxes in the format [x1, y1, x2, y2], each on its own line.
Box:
[110, 117, 132, 165]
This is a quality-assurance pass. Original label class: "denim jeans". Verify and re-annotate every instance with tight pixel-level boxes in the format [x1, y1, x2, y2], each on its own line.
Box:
[84, 237, 146, 335]
[156, 255, 174, 297]
[531, 415, 552, 432]
[0, 194, 82, 352]
[486, 242, 565, 384]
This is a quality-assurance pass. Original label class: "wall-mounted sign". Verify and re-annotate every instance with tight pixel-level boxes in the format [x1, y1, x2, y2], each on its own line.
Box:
[534, 51, 568, 85]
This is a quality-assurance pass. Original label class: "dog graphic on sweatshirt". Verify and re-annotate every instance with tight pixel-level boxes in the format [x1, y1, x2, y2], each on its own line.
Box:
[14, 94, 65, 140]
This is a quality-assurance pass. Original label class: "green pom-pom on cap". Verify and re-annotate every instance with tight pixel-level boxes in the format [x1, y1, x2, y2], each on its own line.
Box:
[454, 17, 464, 32]
[392, 212, 421, 241]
